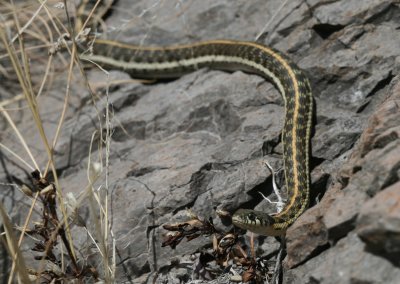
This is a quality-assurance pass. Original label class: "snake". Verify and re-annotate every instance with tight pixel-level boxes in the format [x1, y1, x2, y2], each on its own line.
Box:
[80, 39, 313, 236]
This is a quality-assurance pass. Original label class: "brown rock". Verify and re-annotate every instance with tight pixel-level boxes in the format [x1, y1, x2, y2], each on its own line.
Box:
[323, 183, 369, 239]
[284, 185, 339, 268]
[340, 77, 400, 184]
[285, 233, 400, 284]
[357, 181, 400, 256]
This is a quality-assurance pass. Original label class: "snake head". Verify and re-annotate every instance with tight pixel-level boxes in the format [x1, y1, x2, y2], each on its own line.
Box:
[232, 209, 285, 236]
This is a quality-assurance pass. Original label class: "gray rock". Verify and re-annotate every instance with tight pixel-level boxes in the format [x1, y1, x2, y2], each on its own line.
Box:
[313, 0, 393, 26]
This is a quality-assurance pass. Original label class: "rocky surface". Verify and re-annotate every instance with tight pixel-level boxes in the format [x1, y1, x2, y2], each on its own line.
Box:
[1, 0, 400, 283]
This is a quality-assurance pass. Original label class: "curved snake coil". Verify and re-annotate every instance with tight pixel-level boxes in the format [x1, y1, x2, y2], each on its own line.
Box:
[80, 39, 313, 236]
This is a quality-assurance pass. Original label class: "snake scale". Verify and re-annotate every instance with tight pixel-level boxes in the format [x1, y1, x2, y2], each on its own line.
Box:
[80, 39, 313, 236]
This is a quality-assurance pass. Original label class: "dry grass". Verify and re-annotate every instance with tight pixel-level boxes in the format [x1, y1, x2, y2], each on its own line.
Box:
[0, 1, 116, 282]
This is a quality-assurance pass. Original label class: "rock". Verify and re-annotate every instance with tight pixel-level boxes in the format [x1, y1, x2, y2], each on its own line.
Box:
[357, 181, 400, 261]
[339, 77, 400, 197]
[341, 78, 400, 182]
[312, 0, 393, 26]
[285, 233, 400, 284]
[284, 192, 329, 269]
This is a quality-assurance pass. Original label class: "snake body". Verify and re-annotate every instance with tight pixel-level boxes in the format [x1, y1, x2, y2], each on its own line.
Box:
[81, 39, 313, 236]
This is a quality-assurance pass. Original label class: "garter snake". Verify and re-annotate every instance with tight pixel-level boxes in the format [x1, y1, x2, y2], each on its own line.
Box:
[80, 39, 313, 236]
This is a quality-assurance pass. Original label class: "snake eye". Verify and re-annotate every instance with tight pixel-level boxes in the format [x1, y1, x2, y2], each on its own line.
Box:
[247, 212, 257, 222]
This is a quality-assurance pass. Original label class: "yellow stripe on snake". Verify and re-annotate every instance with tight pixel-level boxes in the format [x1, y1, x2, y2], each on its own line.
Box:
[80, 39, 313, 236]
